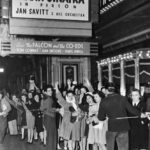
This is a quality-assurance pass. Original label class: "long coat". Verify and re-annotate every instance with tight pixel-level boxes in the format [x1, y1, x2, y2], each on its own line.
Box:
[0, 97, 11, 143]
[128, 100, 149, 149]
[40, 95, 57, 150]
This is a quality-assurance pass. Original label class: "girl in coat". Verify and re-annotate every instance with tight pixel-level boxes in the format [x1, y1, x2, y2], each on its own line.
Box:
[55, 82, 80, 150]
[129, 89, 149, 150]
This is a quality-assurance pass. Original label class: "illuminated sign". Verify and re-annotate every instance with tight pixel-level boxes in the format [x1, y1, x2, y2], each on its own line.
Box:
[100, 0, 115, 8]
[12, 0, 89, 21]
[10, 40, 97, 56]
[100, 0, 124, 14]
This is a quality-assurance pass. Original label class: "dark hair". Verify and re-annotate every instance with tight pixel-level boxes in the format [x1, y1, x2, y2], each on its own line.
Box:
[86, 93, 96, 103]
[105, 82, 116, 93]
[73, 86, 79, 94]
[66, 90, 75, 96]
[43, 84, 54, 92]
[80, 86, 89, 93]
[93, 90, 105, 99]
[33, 92, 41, 101]
[20, 94, 27, 102]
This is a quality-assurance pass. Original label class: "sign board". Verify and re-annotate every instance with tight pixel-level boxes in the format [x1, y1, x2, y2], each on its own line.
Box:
[11, 40, 92, 56]
[12, 0, 89, 21]
[100, 0, 115, 8]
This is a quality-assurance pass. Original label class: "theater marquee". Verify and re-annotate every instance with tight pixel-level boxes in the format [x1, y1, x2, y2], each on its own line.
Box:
[12, 0, 89, 21]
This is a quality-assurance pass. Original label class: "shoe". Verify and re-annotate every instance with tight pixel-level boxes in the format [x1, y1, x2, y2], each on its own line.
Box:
[57, 144, 61, 149]
[64, 147, 67, 150]
[34, 139, 38, 142]
[21, 137, 25, 140]
[26, 141, 33, 144]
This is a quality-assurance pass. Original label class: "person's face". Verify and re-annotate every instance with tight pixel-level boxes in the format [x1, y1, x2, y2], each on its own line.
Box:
[28, 93, 33, 99]
[86, 95, 94, 105]
[80, 88, 87, 95]
[75, 88, 79, 95]
[62, 91, 67, 97]
[12, 95, 18, 103]
[21, 95, 26, 103]
[46, 88, 53, 96]
[131, 91, 140, 102]
[67, 93, 74, 101]
[34, 95, 39, 102]
[41, 94, 43, 99]
[94, 94, 101, 103]
[101, 88, 105, 93]
[0, 93, 2, 100]
[67, 79, 71, 85]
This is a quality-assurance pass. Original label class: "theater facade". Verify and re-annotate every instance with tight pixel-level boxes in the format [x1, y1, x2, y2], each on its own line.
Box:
[0, 0, 99, 89]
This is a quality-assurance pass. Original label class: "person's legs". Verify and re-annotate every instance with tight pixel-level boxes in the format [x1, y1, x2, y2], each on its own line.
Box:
[98, 143, 107, 150]
[106, 131, 117, 150]
[30, 128, 34, 143]
[21, 128, 25, 139]
[93, 143, 98, 150]
[64, 140, 68, 150]
[43, 127, 47, 145]
[8, 121, 13, 135]
[116, 132, 129, 150]
[27, 129, 31, 142]
[39, 131, 44, 142]
[34, 129, 38, 140]
[68, 140, 73, 150]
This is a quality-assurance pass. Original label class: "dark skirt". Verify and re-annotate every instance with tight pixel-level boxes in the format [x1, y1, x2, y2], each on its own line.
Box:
[34, 111, 44, 133]
[129, 125, 149, 149]
[44, 115, 57, 150]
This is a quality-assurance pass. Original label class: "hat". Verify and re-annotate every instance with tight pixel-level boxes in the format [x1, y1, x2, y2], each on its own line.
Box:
[106, 82, 116, 92]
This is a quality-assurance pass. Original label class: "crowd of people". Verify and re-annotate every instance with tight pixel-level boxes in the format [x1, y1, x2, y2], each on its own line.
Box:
[0, 77, 150, 150]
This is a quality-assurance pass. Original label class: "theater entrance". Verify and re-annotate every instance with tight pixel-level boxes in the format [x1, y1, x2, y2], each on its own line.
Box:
[51, 57, 91, 86]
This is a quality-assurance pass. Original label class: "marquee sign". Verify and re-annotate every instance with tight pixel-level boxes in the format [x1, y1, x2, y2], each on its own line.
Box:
[100, 0, 115, 8]
[12, 0, 89, 21]
[10, 40, 98, 56]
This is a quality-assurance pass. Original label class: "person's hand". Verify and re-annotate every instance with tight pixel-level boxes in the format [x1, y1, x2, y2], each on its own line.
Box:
[59, 108, 64, 116]
[145, 112, 150, 120]
[92, 116, 99, 124]
[72, 111, 78, 116]
[86, 117, 93, 124]
[55, 108, 60, 112]
[0, 112, 7, 117]
[98, 81, 102, 91]
[141, 113, 147, 118]
[79, 94, 84, 104]
[54, 82, 59, 92]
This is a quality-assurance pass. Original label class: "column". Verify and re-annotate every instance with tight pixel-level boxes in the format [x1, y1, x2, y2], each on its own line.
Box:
[40, 64, 43, 89]
[97, 61, 102, 91]
[46, 57, 50, 84]
[108, 63, 113, 82]
[82, 58, 89, 81]
[120, 60, 126, 96]
[134, 57, 140, 89]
